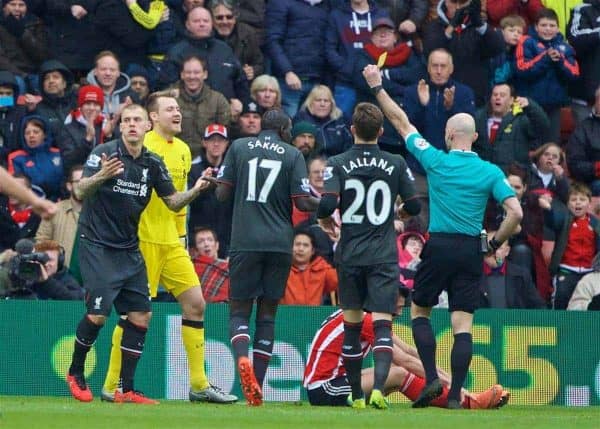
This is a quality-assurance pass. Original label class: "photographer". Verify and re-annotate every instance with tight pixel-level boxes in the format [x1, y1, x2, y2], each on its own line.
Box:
[0, 239, 84, 300]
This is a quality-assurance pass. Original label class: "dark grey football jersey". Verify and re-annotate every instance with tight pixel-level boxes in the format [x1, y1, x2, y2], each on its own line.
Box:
[323, 144, 416, 265]
[78, 139, 176, 249]
[217, 130, 311, 253]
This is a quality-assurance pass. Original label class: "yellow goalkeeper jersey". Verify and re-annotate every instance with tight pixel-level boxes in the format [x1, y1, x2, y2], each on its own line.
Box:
[138, 130, 191, 245]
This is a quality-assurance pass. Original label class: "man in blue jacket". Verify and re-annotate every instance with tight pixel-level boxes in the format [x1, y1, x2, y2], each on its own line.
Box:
[265, 0, 330, 117]
[162, 6, 248, 114]
[402, 48, 475, 193]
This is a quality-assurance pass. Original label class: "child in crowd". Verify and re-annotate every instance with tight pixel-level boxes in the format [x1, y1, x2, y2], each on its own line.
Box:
[542, 183, 600, 309]
[397, 231, 425, 290]
[513, 8, 579, 143]
[492, 14, 527, 85]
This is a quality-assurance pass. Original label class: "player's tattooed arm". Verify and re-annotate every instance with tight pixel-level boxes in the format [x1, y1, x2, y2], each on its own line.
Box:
[74, 154, 124, 200]
[162, 187, 202, 212]
[162, 167, 213, 212]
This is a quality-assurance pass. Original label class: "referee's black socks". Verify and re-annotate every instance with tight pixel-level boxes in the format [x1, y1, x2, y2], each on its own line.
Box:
[449, 332, 472, 402]
[411, 317, 439, 385]
[342, 321, 364, 400]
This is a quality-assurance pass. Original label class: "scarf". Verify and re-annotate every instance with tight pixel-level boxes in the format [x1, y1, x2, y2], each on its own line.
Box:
[9, 202, 32, 227]
[364, 43, 412, 67]
[65, 109, 106, 145]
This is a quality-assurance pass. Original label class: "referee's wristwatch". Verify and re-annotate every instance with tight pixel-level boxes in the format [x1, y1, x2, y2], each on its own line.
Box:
[488, 238, 502, 253]
[370, 85, 383, 96]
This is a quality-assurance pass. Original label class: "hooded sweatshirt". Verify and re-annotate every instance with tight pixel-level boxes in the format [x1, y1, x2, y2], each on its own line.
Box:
[0, 70, 26, 164]
[34, 60, 77, 139]
[85, 70, 137, 120]
[326, 1, 389, 83]
[7, 115, 64, 200]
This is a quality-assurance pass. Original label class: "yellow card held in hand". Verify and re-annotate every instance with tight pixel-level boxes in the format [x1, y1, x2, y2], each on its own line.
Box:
[377, 52, 387, 68]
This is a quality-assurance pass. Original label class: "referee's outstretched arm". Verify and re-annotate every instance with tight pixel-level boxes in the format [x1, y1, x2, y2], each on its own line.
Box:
[362, 65, 416, 140]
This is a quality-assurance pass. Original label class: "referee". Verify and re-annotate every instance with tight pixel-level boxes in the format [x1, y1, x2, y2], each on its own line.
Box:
[363, 65, 522, 409]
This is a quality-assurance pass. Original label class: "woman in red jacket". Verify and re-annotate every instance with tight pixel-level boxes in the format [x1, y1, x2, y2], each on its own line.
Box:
[280, 229, 338, 306]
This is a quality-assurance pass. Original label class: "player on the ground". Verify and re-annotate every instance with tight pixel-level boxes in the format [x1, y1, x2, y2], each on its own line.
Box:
[304, 291, 510, 409]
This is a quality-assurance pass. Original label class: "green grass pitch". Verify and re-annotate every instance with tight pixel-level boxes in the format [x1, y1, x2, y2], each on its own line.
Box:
[1, 396, 599, 429]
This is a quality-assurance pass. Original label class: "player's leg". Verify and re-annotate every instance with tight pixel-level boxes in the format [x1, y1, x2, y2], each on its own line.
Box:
[102, 242, 164, 400]
[337, 265, 367, 407]
[228, 251, 263, 405]
[101, 317, 125, 401]
[112, 251, 158, 404]
[307, 377, 352, 406]
[160, 244, 234, 401]
[253, 297, 278, 388]
[67, 313, 106, 402]
[366, 264, 400, 409]
[253, 252, 291, 390]
[67, 240, 116, 402]
[173, 282, 237, 402]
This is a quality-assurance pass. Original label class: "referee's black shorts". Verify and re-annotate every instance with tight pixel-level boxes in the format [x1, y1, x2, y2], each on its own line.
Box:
[412, 233, 483, 313]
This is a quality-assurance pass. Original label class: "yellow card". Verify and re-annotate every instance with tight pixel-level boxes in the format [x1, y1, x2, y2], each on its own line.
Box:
[377, 52, 387, 68]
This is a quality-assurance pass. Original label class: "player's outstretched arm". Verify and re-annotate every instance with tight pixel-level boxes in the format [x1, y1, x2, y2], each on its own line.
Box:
[362, 65, 417, 139]
[0, 167, 56, 219]
[74, 154, 124, 201]
[162, 167, 214, 212]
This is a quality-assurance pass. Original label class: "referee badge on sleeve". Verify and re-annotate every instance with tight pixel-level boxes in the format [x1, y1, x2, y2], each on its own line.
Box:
[414, 138, 430, 150]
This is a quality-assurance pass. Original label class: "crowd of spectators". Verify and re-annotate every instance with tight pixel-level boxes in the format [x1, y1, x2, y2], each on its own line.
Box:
[1, 0, 600, 310]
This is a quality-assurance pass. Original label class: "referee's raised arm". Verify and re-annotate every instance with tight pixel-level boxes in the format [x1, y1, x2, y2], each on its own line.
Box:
[362, 64, 417, 139]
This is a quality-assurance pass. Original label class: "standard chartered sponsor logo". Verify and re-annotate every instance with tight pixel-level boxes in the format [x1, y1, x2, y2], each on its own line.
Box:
[113, 178, 143, 196]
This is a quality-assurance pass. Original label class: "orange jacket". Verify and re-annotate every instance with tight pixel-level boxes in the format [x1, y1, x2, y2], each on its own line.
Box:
[280, 256, 338, 306]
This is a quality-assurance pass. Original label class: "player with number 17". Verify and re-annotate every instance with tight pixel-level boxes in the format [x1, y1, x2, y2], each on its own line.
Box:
[214, 109, 320, 406]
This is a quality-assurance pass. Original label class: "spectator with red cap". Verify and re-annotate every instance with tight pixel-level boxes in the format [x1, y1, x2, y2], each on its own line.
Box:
[57, 85, 108, 174]
[187, 123, 233, 258]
